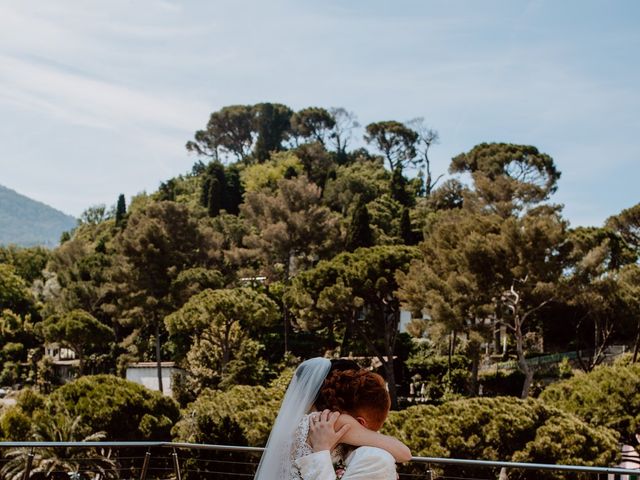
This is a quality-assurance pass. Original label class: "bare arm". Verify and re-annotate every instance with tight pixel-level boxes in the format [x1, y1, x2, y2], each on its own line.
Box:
[335, 414, 411, 463]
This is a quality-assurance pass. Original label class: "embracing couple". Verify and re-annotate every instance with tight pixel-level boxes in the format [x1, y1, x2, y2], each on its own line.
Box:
[254, 357, 412, 480]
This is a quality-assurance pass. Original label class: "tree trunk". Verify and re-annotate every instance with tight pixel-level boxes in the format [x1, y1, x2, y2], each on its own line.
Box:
[384, 357, 398, 410]
[155, 320, 163, 393]
[633, 320, 640, 363]
[469, 353, 479, 396]
[515, 318, 533, 399]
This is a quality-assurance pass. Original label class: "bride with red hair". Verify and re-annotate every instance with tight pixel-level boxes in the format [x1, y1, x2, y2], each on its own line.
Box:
[254, 358, 411, 480]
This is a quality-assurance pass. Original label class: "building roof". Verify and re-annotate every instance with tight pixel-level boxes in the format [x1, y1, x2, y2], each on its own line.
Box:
[127, 362, 177, 368]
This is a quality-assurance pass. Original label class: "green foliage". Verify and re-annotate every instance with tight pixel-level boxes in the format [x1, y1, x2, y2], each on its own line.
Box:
[253, 103, 293, 162]
[397, 207, 567, 396]
[384, 397, 618, 479]
[605, 202, 640, 254]
[540, 361, 640, 443]
[286, 245, 419, 406]
[41, 309, 115, 373]
[166, 288, 278, 391]
[0, 407, 31, 440]
[173, 370, 291, 446]
[450, 143, 560, 216]
[187, 104, 255, 162]
[0, 263, 37, 316]
[323, 159, 391, 215]
[290, 107, 336, 146]
[364, 121, 418, 171]
[170, 267, 224, 306]
[241, 175, 340, 279]
[115, 193, 127, 227]
[114, 200, 217, 363]
[366, 194, 405, 244]
[240, 151, 304, 192]
[46, 374, 180, 440]
[405, 349, 471, 403]
[345, 200, 373, 251]
[199, 161, 244, 216]
[1, 410, 117, 480]
[0, 245, 50, 283]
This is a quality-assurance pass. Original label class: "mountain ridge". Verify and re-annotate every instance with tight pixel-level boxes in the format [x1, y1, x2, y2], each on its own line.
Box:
[0, 184, 77, 247]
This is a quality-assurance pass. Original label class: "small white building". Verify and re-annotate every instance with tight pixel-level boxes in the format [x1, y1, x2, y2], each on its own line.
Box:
[44, 343, 79, 383]
[125, 362, 182, 397]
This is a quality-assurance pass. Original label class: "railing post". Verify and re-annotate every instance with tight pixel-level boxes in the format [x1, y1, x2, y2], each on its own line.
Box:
[139, 449, 151, 480]
[22, 448, 34, 480]
[171, 448, 182, 480]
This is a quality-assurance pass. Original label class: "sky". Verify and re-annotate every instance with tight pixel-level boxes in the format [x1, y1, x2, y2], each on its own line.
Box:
[0, 0, 638, 227]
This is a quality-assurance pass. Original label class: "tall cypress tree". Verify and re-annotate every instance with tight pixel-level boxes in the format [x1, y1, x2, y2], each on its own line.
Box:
[222, 164, 244, 215]
[346, 201, 374, 251]
[115, 194, 127, 227]
[201, 162, 227, 217]
[207, 178, 223, 217]
[400, 207, 420, 245]
[390, 167, 412, 207]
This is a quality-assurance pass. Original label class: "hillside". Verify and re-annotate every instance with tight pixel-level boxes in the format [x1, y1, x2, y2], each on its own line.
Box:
[0, 184, 76, 247]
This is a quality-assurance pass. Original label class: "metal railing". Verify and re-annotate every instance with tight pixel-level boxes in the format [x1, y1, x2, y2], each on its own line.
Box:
[0, 441, 639, 480]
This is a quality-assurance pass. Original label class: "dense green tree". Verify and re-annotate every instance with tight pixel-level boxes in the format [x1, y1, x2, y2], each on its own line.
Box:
[560, 227, 638, 369]
[384, 397, 618, 480]
[618, 264, 640, 361]
[115, 193, 127, 227]
[172, 371, 291, 447]
[169, 267, 224, 306]
[290, 107, 336, 146]
[450, 143, 561, 217]
[423, 178, 466, 212]
[605, 202, 640, 255]
[345, 200, 374, 251]
[286, 245, 419, 407]
[201, 161, 224, 215]
[186, 104, 255, 162]
[366, 194, 405, 245]
[41, 309, 114, 374]
[241, 175, 341, 280]
[0, 263, 37, 316]
[42, 231, 112, 321]
[397, 208, 567, 397]
[390, 166, 413, 207]
[400, 208, 419, 246]
[540, 360, 640, 444]
[46, 374, 180, 441]
[364, 121, 418, 171]
[0, 246, 50, 283]
[114, 201, 215, 391]
[253, 102, 293, 162]
[240, 152, 304, 193]
[323, 160, 391, 215]
[165, 287, 278, 391]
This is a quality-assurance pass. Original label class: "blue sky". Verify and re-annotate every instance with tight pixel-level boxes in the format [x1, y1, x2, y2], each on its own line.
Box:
[0, 0, 638, 226]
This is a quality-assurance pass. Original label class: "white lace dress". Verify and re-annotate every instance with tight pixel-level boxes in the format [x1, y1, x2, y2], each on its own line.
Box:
[291, 414, 397, 480]
[290, 414, 346, 479]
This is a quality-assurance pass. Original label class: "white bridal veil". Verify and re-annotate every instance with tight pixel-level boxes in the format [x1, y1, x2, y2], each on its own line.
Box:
[254, 357, 331, 480]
